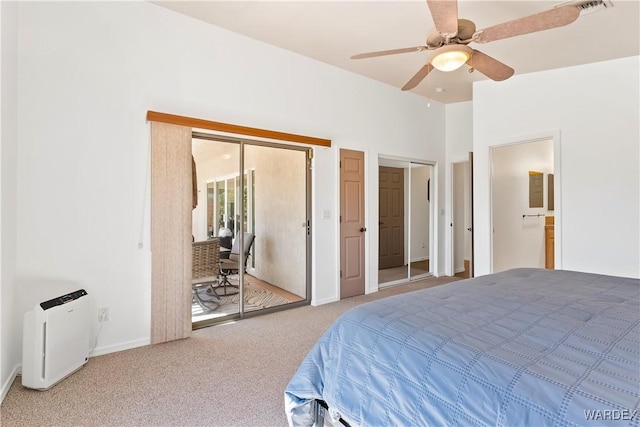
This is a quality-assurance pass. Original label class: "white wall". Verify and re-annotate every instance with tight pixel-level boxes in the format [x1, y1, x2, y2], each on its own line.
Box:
[1, 0, 19, 401]
[474, 56, 640, 278]
[6, 0, 446, 390]
[491, 139, 553, 272]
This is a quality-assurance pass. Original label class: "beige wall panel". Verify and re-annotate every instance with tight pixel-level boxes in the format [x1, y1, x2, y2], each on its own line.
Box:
[151, 122, 192, 344]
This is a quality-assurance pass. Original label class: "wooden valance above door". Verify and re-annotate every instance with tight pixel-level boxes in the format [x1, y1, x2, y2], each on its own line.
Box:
[146, 111, 331, 147]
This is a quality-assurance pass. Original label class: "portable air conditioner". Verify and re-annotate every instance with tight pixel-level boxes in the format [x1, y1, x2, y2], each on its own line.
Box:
[22, 289, 90, 390]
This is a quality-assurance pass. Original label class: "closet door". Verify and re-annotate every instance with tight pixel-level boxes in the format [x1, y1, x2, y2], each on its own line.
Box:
[408, 163, 433, 281]
[378, 159, 434, 287]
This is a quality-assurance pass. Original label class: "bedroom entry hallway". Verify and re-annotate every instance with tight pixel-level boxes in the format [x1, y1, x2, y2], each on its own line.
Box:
[491, 137, 556, 273]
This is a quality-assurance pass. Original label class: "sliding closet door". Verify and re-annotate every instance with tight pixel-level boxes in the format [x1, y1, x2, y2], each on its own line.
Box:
[378, 158, 434, 286]
[409, 163, 432, 280]
[150, 122, 192, 344]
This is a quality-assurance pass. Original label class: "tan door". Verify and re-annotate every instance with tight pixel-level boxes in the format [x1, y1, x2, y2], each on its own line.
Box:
[340, 149, 365, 298]
[378, 166, 404, 269]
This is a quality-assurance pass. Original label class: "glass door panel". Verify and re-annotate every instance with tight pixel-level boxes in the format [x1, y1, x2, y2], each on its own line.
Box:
[191, 138, 241, 324]
[241, 144, 307, 313]
[409, 163, 433, 281]
[192, 134, 310, 328]
[378, 159, 409, 286]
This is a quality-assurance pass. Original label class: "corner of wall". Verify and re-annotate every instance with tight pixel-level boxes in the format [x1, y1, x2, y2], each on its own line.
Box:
[0, 364, 20, 403]
[1, 0, 20, 406]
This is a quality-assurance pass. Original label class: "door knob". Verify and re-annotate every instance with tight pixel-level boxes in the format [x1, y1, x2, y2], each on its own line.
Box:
[467, 227, 472, 231]
[360, 227, 367, 232]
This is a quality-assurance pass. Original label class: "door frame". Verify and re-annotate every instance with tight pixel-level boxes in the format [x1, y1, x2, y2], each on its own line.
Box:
[488, 131, 562, 273]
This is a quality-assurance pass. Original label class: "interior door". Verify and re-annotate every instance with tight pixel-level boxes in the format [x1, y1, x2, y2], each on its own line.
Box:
[378, 166, 404, 269]
[468, 151, 475, 277]
[453, 159, 473, 278]
[340, 149, 365, 298]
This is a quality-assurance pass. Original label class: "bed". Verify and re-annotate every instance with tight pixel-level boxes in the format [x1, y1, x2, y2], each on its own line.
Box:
[285, 268, 640, 426]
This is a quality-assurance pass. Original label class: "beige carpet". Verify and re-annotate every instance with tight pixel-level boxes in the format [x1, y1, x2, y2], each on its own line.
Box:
[193, 283, 291, 319]
[379, 259, 431, 284]
[1, 275, 460, 427]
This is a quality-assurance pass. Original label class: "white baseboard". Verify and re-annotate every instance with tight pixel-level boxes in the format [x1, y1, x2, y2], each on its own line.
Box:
[89, 337, 150, 358]
[454, 267, 466, 274]
[1, 364, 21, 404]
[311, 296, 339, 306]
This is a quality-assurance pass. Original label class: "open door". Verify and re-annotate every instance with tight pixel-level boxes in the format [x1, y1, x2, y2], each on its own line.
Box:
[469, 151, 475, 278]
[340, 149, 366, 298]
[452, 153, 474, 279]
[490, 140, 553, 273]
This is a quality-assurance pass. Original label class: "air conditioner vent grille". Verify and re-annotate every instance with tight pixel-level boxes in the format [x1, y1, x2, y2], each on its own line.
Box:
[555, 0, 614, 15]
[575, 0, 613, 15]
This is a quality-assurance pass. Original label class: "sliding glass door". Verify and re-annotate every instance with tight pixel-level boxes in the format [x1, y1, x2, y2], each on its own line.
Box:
[378, 158, 434, 286]
[191, 134, 311, 328]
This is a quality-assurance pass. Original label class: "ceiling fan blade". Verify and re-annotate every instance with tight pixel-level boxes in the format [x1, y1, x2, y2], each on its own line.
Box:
[427, 0, 459, 36]
[475, 5, 580, 43]
[469, 50, 514, 81]
[402, 63, 434, 91]
[351, 46, 428, 60]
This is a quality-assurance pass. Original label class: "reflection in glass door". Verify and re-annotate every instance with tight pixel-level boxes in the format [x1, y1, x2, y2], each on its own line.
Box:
[378, 158, 434, 286]
[408, 163, 432, 281]
[191, 134, 310, 328]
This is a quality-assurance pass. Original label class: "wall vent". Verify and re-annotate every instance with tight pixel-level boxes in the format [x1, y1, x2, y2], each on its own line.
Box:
[556, 0, 614, 15]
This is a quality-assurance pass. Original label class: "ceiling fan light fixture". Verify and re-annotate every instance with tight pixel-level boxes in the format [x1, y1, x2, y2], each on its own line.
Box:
[430, 45, 472, 72]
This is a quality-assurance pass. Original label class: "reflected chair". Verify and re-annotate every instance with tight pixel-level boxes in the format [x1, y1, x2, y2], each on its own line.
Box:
[192, 238, 221, 311]
[211, 232, 255, 296]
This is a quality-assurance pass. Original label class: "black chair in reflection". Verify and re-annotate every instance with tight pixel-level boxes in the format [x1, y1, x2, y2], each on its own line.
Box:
[217, 227, 233, 260]
[210, 232, 255, 296]
[192, 238, 221, 310]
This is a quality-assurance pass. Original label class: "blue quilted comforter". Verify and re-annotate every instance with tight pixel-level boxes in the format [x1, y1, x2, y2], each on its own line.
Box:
[285, 269, 640, 426]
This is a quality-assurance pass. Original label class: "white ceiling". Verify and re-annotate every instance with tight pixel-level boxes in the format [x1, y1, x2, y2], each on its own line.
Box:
[153, 0, 640, 103]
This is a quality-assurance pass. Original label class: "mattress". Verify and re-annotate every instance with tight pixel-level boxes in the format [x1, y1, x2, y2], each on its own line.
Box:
[285, 268, 640, 426]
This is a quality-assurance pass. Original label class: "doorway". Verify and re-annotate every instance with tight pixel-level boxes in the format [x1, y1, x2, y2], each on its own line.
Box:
[191, 133, 311, 327]
[378, 158, 434, 286]
[452, 159, 473, 278]
[491, 138, 554, 272]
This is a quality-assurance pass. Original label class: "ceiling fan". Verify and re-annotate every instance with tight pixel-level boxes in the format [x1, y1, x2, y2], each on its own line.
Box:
[351, 0, 600, 91]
